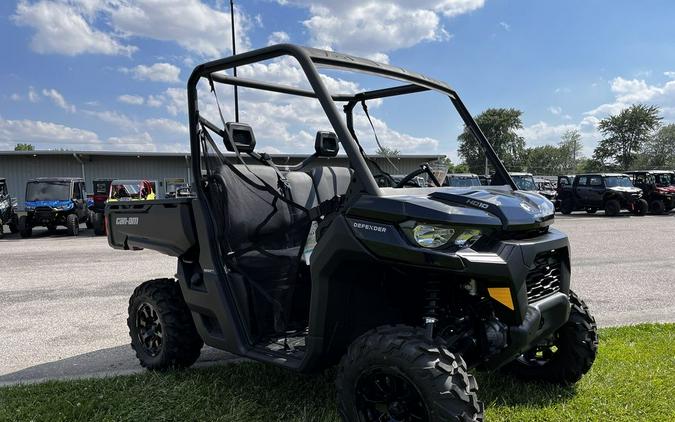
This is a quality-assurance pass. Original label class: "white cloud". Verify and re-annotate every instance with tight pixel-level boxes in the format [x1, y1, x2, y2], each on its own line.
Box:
[109, 0, 251, 57]
[665, 71, 675, 80]
[548, 106, 562, 115]
[42, 88, 76, 112]
[118, 94, 145, 105]
[145, 118, 188, 134]
[499, 21, 510, 31]
[83, 109, 135, 129]
[12, 0, 137, 56]
[106, 132, 156, 152]
[146, 95, 164, 107]
[0, 117, 102, 148]
[28, 87, 40, 103]
[267, 31, 290, 46]
[120, 63, 181, 83]
[584, 76, 675, 119]
[10, 93, 21, 101]
[278, 1, 484, 60]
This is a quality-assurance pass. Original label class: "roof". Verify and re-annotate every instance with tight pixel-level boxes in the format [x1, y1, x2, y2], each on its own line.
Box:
[0, 150, 444, 160]
[624, 170, 675, 174]
[509, 172, 533, 176]
[576, 173, 629, 177]
[27, 177, 83, 182]
[447, 173, 479, 177]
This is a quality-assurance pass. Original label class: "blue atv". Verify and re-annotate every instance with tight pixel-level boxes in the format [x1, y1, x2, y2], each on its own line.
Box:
[19, 177, 92, 237]
[0, 178, 19, 238]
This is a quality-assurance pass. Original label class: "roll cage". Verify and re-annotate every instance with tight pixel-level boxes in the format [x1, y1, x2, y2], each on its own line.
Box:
[187, 44, 517, 196]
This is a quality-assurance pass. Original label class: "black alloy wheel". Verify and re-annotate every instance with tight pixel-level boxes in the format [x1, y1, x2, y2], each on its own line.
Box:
[355, 367, 429, 421]
[136, 302, 163, 357]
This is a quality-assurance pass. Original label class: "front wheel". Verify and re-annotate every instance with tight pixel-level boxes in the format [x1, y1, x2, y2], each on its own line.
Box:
[92, 212, 105, 236]
[650, 199, 665, 215]
[560, 198, 573, 215]
[604, 199, 620, 216]
[128, 278, 203, 370]
[18, 215, 32, 238]
[66, 214, 80, 236]
[8, 215, 19, 234]
[632, 199, 648, 216]
[336, 325, 483, 422]
[504, 290, 598, 385]
[86, 211, 94, 229]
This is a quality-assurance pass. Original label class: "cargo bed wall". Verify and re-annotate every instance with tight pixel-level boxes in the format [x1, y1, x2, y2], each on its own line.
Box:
[106, 198, 197, 256]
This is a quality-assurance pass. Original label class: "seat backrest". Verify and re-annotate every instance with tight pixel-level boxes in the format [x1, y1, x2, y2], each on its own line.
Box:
[214, 164, 292, 250]
[284, 171, 319, 210]
[308, 167, 353, 203]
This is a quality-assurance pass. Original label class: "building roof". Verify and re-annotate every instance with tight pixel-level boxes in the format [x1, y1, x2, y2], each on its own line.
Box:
[0, 150, 445, 160]
[27, 176, 84, 182]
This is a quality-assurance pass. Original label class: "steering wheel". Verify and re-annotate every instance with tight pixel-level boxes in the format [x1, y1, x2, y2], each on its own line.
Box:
[395, 163, 442, 188]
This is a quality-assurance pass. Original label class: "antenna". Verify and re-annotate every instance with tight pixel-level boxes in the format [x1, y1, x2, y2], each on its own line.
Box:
[230, 0, 239, 122]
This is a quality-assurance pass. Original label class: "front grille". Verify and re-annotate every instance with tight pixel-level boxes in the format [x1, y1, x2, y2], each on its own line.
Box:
[35, 206, 54, 219]
[503, 226, 549, 240]
[526, 250, 562, 303]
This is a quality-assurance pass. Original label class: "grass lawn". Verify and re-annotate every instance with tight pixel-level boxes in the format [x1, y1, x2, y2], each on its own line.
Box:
[1, 323, 673, 422]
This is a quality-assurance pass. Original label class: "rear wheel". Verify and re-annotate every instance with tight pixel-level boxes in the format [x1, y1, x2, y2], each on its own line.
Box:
[8, 215, 19, 234]
[128, 278, 203, 370]
[604, 199, 620, 216]
[336, 325, 483, 422]
[86, 211, 94, 229]
[560, 198, 573, 215]
[503, 290, 598, 385]
[633, 199, 648, 216]
[18, 215, 32, 238]
[649, 199, 665, 215]
[66, 214, 79, 236]
[92, 212, 105, 236]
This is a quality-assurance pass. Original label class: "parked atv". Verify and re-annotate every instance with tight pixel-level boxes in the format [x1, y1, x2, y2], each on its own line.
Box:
[557, 173, 647, 216]
[106, 44, 597, 421]
[444, 173, 482, 187]
[20, 177, 91, 237]
[0, 178, 19, 238]
[89, 178, 113, 235]
[625, 170, 675, 214]
[535, 178, 558, 202]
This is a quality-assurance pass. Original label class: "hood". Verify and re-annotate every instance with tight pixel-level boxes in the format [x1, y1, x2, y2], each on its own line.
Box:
[25, 200, 73, 210]
[608, 186, 641, 194]
[657, 186, 675, 194]
[349, 186, 555, 232]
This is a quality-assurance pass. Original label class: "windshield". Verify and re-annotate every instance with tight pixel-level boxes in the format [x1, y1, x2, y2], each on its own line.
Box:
[536, 180, 553, 190]
[446, 176, 481, 187]
[654, 173, 675, 187]
[26, 181, 70, 201]
[110, 183, 140, 200]
[605, 176, 634, 188]
[512, 175, 537, 191]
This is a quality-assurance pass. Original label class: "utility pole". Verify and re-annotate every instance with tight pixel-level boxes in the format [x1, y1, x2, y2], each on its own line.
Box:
[230, 0, 239, 122]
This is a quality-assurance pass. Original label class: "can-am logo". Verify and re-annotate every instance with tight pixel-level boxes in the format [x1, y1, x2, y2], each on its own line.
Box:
[116, 217, 139, 225]
[466, 199, 489, 209]
[352, 222, 387, 233]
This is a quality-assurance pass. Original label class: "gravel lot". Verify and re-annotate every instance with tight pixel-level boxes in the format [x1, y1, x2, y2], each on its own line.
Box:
[1, 213, 674, 382]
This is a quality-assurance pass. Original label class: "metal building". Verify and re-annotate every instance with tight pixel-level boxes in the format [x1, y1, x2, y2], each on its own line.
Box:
[0, 151, 445, 207]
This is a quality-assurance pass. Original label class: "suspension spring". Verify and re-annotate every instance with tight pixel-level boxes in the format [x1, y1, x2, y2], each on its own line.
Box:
[423, 280, 441, 339]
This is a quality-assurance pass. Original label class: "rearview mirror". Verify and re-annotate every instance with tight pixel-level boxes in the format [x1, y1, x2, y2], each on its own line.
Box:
[225, 122, 256, 153]
[314, 131, 339, 157]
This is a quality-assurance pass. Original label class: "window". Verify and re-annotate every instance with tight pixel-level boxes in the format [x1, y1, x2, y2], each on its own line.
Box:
[578, 176, 587, 186]
[589, 176, 602, 186]
[73, 182, 82, 199]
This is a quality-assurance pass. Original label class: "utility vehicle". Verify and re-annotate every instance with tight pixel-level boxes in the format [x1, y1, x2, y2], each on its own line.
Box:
[20, 177, 91, 237]
[534, 178, 557, 202]
[558, 173, 647, 216]
[0, 178, 19, 238]
[624, 170, 675, 214]
[89, 178, 113, 235]
[444, 173, 482, 187]
[106, 44, 597, 421]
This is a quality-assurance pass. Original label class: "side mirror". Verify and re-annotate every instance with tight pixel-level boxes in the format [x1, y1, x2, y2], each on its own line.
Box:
[225, 122, 256, 153]
[314, 131, 339, 157]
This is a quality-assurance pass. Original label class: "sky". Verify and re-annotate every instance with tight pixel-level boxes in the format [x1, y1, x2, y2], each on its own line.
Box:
[1, 0, 675, 163]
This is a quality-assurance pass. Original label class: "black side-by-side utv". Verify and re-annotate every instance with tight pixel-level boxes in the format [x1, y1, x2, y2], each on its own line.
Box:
[106, 44, 597, 421]
[0, 178, 19, 238]
[20, 177, 91, 237]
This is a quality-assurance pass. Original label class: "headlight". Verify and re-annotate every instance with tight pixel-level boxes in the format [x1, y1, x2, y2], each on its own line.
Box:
[402, 221, 486, 249]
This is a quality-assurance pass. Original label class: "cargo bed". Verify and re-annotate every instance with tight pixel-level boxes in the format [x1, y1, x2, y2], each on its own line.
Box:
[105, 198, 197, 256]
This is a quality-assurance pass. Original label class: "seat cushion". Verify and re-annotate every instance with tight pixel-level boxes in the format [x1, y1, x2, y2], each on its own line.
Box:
[308, 166, 353, 203]
[285, 171, 319, 209]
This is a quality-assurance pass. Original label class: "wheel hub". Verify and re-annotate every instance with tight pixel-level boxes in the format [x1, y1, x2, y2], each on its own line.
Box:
[355, 368, 429, 422]
[136, 302, 162, 357]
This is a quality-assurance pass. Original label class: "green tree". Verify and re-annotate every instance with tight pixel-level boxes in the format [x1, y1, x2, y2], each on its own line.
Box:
[375, 145, 400, 156]
[594, 104, 661, 170]
[638, 123, 675, 169]
[526, 145, 565, 175]
[14, 143, 34, 151]
[558, 129, 583, 173]
[458, 108, 527, 174]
